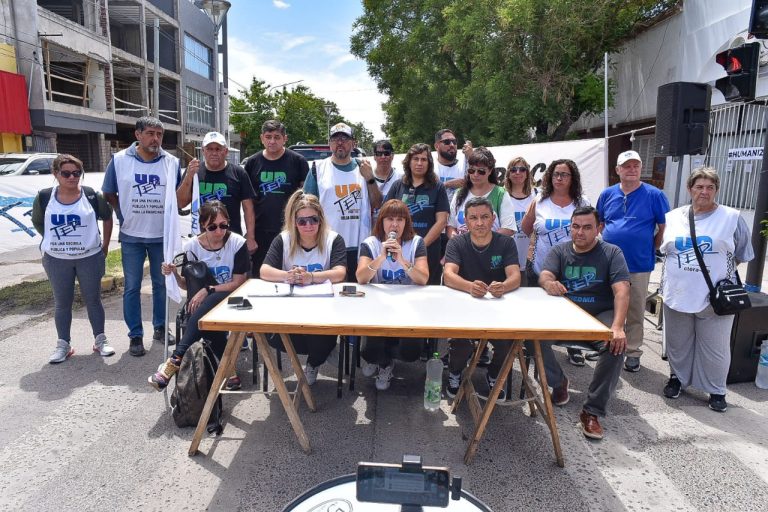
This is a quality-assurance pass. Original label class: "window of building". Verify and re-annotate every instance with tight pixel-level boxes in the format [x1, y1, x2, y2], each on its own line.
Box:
[186, 87, 214, 128]
[184, 34, 213, 79]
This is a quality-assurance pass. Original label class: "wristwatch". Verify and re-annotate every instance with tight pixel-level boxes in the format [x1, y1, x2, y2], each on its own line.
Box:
[206, 285, 216, 294]
[366, 177, 376, 185]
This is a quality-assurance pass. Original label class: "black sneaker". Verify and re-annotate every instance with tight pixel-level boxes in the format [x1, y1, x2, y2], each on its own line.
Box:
[153, 326, 175, 346]
[478, 345, 492, 366]
[624, 356, 641, 372]
[663, 375, 681, 399]
[708, 393, 727, 412]
[129, 336, 146, 357]
[446, 372, 461, 398]
[485, 373, 507, 404]
[567, 348, 585, 366]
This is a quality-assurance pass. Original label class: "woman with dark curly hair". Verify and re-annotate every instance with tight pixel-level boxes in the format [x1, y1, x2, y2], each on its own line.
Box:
[447, 147, 516, 239]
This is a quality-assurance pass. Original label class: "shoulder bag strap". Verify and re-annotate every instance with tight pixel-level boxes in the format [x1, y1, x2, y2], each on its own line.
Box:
[688, 206, 716, 293]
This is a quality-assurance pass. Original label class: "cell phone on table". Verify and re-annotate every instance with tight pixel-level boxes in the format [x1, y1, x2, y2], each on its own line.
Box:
[339, 285, 365, 297]
[234, 299, 252, 310]
[228, 296, 243, 306]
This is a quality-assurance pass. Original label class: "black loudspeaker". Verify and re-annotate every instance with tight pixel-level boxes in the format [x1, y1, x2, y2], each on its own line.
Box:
[655, 82, 711, 157]
[727, 292, 768, 384]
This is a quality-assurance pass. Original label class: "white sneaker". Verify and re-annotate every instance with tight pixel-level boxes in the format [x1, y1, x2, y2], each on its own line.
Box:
[362, 361, 379, 377]
[305, 363, 320, 386]
[375, 362, 395, 391]
[92, 333, 116, 357]
[49, 339, 74, 364]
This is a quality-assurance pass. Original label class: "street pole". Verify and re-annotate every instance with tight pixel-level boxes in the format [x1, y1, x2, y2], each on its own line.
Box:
[153, 18, 160, 119]
[324, 104, 333, 143]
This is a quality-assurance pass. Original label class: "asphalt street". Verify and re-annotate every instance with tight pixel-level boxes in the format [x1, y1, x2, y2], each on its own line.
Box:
[1, 257, 768, 512]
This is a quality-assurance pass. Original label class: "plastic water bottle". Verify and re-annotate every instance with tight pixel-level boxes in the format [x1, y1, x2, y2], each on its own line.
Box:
[756, 342, 768, 389]
[424, 352, 442, 411]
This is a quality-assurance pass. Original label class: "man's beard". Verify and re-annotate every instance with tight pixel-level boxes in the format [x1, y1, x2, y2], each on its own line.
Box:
[438, 148, 456, 162]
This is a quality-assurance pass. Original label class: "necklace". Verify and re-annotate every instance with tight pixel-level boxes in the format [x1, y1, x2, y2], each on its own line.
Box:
[204, 233, 225, 260]
[470, 238, 490, 254]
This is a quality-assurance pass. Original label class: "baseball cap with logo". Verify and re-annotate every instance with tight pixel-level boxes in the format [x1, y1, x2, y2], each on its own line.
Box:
[617, 150, 642, 166]
[202, 131, 227, 148]
[329, 122, 354, 138]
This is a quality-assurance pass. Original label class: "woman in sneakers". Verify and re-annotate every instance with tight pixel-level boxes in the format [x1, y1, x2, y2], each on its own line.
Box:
[149, 200, 250, 390]
[31, 154, 114, 364]
[659, 168, 754, 413]
[260, 190, 347, 385]
[356, 199, 429, 391]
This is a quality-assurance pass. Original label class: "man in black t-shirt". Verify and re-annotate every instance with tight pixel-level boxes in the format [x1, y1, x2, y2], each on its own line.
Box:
[539, 206, 630, 441]
[177, 131, 257, 249]
[244, 120, 309, 277]
[443, 196, 521, 403]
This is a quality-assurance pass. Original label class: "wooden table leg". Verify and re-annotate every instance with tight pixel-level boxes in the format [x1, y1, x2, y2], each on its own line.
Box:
[189, 331, 244, 456]
[463, 342, 521, 465]
[254, 333, 312, 453]
[279, 333, 316, 412]
[516, 349, 537, 417]
[532, 340, 564, 467]
[450, 339, 487, 414]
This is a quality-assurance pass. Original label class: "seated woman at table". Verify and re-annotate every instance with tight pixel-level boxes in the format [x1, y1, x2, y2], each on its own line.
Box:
[150, 200, 250, 391]
[260, 190, 347, 385]
[356, 199, 429, 390]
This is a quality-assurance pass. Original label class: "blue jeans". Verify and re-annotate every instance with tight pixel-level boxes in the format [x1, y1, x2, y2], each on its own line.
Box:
[121, 240, 165, 338]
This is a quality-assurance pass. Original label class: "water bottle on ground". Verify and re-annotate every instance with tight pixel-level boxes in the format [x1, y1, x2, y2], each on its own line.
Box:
[424, 352, 443, 411]
[756, 342, 768, 389]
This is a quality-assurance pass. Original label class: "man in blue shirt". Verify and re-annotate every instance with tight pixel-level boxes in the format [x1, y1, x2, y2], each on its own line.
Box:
[596, 150, 669, 373]
[102, 117, 181, 356]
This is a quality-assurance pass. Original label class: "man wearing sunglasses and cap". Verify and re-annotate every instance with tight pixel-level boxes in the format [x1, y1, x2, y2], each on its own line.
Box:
[303, 122, 382, 280]
[177, 131, 257, 253]
[596, 150, 669, 373]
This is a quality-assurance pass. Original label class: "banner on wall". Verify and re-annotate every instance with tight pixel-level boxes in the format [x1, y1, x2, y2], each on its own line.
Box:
[0, 138, 606, 255]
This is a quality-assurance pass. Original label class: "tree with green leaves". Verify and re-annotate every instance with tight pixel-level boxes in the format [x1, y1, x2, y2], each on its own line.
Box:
[230, 79, 376, 156]
[351, 0, 679, 150]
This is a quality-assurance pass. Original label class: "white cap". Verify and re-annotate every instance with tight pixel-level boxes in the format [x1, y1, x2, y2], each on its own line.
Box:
[202, 131, 227, 148]
[617, 150, 641, 166]
[329, 122, 353, 138]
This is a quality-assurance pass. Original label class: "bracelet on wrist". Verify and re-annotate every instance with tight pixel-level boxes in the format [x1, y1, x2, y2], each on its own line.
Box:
[367, 263, 378, 272]
[309, 271, 314, 283]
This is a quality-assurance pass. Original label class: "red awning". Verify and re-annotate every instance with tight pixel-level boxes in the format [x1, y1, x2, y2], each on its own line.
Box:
[0, 70, 32, 135]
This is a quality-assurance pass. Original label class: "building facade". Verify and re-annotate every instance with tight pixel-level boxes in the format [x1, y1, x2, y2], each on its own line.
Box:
[0, 0, 225, 171]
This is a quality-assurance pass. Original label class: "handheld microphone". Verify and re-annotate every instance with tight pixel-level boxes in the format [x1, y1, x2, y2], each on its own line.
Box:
[387, 231, 397, 261]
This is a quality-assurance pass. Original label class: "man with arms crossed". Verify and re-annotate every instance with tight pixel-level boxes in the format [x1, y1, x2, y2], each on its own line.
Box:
[102, 117, 181, 356]
[597, 150, 668, 372]
[539, 206, 630, 440]
[443, 196, 521, 402]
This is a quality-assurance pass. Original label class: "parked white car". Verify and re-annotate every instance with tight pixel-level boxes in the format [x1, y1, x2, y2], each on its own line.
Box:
[0, 153, 58, 176]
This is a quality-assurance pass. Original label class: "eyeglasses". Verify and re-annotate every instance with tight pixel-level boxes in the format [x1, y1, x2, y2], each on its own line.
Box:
[374, 150, 392, 157]
[330, 135, 352, 143]
[59, 170, 82, 178]
[467, 167, 488, 176]
[296, 215, 320, 226]
[205, 222, 230, 232]
[508, 166, 528, 174]
[552, 172, 572, 180]
[439, 138, 457, 146]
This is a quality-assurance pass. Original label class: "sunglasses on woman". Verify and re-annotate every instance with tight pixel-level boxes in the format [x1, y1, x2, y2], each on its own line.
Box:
[508, 166, 528, 174]
[467, 167, 488, 176]
[296, 215, 320, 226]
[205, 222, 230, 232]
[59, 170, 83, 178]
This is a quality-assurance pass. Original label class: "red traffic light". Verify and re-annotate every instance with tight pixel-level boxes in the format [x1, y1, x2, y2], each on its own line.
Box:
[715, 53, 743, 73]
[715, 42, 760, 102]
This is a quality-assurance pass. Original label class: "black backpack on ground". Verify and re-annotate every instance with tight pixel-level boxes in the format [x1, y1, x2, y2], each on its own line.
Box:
[170, 339, 223, 434]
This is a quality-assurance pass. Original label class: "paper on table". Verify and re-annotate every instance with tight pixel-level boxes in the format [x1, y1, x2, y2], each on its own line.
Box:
[247, 280, 334, 297]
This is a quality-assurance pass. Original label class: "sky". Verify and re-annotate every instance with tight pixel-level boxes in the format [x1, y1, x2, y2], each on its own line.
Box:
[224, 0, 388, 139]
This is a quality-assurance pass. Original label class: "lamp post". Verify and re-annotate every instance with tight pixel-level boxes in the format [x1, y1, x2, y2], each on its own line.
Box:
[324, 104, 333, 143]
[196, 0, 231, 140]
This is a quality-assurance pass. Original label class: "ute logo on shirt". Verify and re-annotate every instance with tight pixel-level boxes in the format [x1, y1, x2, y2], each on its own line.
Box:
[333, 184, 362, 218]
[673, 236, 716, 270]
[212, 265, 231, 283]
[200, 182, 227, 202]
[541, 218, 571, 246]
[563, 266, 599, 291]
[490, 255, 503, 269]
[49, 214, 85, 240]
[133, 174, 161, 196]
[382, 268, 407, 283]
[306, 263, 323, 272]
[259, 171, 288, 195]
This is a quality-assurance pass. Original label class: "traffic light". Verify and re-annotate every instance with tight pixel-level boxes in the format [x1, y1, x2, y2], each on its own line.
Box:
[715, 42, 761, 102]
[749, 0, 768, 39]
